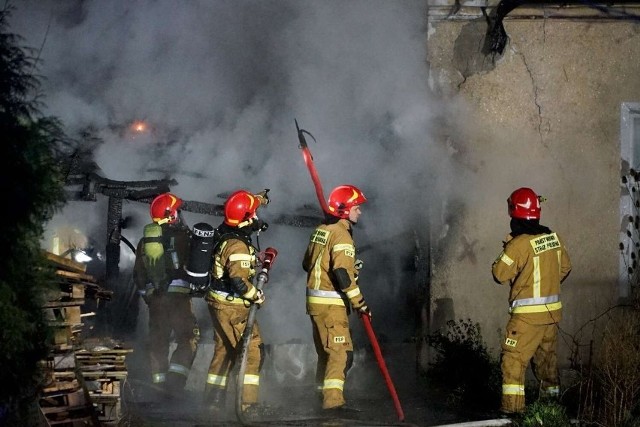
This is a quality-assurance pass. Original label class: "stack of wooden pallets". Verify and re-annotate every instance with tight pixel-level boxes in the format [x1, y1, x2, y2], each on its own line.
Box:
[38, 251, 131, 427]
[75, 342, 133, 425]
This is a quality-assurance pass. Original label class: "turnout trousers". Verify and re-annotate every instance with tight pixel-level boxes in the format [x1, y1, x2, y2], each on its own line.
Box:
[501, 315, 560, 413]
[206, 298, 263, 405]
[148, 294, 199, 394]
[309, 304, 353, 409]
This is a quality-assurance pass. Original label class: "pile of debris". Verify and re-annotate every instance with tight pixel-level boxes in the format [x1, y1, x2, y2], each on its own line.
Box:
[38, 251, 132, 426]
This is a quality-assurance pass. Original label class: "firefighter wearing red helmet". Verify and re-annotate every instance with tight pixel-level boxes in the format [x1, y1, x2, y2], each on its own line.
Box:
[133, 192, 200, 399]
[150, 192, 182, 224]
[302, 184, 370, 411]
[204, 189, 270, 416]
[492, 187, 572, 415]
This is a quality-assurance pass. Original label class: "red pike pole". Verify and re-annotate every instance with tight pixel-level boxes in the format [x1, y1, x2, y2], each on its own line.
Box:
[295, 119, 405, 422]
[361, 314, 405, 421]
[295, 119, 330, 215]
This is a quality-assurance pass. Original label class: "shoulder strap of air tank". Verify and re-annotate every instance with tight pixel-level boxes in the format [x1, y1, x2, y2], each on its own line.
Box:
[214, 230, 252, 253]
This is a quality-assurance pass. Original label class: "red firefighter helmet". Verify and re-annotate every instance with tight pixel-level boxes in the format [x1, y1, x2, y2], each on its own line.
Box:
[327, 184, 367, 219]
[150, 192, 183, 224]
[508, 187, 541, 220]
[224, 190, 260, 227]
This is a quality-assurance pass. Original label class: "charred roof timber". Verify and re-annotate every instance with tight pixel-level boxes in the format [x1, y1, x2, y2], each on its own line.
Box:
[64, 172, 321, 284]
[483, 1, 640, 55]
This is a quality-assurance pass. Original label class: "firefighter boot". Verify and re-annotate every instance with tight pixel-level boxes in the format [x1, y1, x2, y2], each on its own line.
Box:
[322, 388, 346, 410]
[165, 372, 188, 399]
[501, 392, 526, 415]
[204, 385, 227, 417]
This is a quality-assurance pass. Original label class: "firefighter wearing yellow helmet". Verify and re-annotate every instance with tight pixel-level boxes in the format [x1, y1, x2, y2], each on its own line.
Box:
[491, 187, 572, 415]
[133, 192, 200, 399]
[204, 189, 270, 416]
[302, 184, 370, 411]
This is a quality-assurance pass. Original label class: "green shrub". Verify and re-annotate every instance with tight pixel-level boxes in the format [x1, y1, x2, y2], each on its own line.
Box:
[513, 400, 571, 427]
[567, 307, 640, 427]
[426, 318, 502, 411]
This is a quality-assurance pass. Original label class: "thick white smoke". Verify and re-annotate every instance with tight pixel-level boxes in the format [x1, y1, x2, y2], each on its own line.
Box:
[11, 0, 457, 351]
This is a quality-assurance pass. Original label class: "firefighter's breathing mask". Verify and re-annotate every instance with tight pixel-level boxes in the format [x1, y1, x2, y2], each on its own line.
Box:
[250, 216, 268, 233]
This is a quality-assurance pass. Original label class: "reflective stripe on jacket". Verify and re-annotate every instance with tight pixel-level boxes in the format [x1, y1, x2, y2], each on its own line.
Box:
[205, 237, 257, 303]
[208, 289, 250, 306]
[302, 219, 363, 312]
[139, 279, 191, 296]
[306, 288, 346, 306]
[492, 231, 571, 323]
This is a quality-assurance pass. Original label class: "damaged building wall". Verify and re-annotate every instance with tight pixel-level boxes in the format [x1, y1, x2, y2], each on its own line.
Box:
[425, 3, 640, 369]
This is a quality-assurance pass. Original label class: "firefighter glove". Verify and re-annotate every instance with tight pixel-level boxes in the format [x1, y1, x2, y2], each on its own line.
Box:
[255, 189, 270, 206]
[357, 303, 372, 319]
[352, 298, 371, 318]
[354, 259, 363, 282]
[253, 289, 266, 307]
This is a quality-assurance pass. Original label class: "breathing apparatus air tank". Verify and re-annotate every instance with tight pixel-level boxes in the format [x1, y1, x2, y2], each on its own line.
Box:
[143, 222, 167, 289]
[186, 222, 216, 287]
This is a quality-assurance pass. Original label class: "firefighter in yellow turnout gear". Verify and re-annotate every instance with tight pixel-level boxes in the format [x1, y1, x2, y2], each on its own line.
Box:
[492, 187, 572, 414]
[133, 193, 200, 399]
[303, 184, 371, 411]
[204, 189, 269, 415]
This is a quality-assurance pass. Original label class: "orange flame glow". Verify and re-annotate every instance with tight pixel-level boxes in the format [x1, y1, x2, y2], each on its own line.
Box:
[130, 120, 148, 133]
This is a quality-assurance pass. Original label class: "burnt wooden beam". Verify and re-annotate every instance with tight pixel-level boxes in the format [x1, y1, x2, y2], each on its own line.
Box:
[106, 197, 123, 283]
[64, 172, 322, 284]
[485, 0, 640, 54]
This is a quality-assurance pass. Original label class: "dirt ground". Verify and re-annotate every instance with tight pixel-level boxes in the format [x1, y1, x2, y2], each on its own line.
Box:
[114, 332, 502, 427]
[117, 362, 498, 427]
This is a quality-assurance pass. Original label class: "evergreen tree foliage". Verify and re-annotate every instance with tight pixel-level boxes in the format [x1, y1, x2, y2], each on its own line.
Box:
[0, 3, 67, 424]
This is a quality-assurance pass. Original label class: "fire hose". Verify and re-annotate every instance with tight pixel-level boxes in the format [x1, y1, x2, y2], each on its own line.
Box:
[295, 120, 405, 422]
[235, 247, 278, 425]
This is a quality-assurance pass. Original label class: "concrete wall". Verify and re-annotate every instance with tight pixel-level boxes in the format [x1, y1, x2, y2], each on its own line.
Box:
[425, 3, 640, 368]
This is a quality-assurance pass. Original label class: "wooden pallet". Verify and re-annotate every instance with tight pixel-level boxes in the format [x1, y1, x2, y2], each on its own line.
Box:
[39, 251, 127, 427]
[76, 347, 133, 424]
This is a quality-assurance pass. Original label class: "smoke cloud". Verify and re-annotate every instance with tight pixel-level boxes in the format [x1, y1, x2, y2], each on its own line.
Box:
[11, 0, 457, 349]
